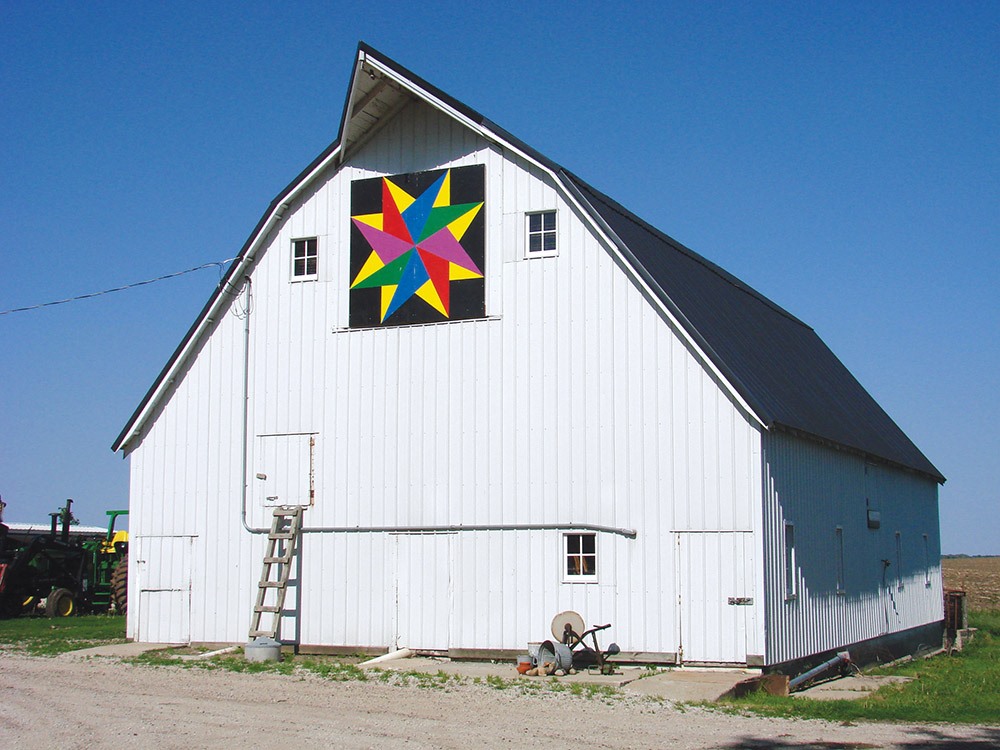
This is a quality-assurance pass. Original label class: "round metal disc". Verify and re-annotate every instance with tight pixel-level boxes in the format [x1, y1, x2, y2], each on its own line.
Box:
[551, 610, 586, 642]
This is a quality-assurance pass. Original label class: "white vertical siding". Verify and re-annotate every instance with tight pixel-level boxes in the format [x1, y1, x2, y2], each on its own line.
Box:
[126, 99, 763, 660]
[761, 430, 942, 665]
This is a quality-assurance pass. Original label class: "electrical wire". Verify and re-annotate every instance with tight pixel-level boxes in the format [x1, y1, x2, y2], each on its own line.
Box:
[0, 258, 237, 316]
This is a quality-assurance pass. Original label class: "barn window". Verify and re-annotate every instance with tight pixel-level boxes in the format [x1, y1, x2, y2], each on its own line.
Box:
[784, 523, 796, 600]
[564, 533, 596, 580]
[292, 237, 318, 279]
[835, 527, 845, 594]
[526, 211, 557, 257]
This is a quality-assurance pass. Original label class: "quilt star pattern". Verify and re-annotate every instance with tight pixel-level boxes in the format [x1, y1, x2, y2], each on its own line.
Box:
[349, 165, 485, 327]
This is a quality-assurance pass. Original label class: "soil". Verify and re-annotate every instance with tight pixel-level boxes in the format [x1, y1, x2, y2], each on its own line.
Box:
[943, 556, 1000, 611]
[1, 653, 996, 749]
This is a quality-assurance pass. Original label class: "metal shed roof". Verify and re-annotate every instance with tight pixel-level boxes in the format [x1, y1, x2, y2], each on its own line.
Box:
[113, 43, 943, 484]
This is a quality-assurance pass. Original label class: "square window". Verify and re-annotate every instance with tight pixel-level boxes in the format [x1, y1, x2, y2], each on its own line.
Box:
[292, 238, 318, 279]
[564, 532, 596, 580]
[526, 211, 557, 258]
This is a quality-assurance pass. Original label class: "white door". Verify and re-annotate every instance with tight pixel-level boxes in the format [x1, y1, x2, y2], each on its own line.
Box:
[394, 533, 453, 650]
[253, 433, 316, 507]
[675, 531, 756, 664]
[135, 535, 193, 644]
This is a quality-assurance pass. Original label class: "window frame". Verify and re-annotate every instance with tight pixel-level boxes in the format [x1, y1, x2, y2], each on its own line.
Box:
[784, 523, 797, 600]
[291, 237, 318, 281]
[835, 526, 846, 595]
[525, 210, 558, 259]
[895, 531, 904, 591]
[563, 532, 598, 583]
[923, 533, 931, 587]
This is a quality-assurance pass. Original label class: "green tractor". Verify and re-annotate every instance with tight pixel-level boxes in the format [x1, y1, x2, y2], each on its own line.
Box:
[0, 500, 128, 617]
[82, 509, 130, 615]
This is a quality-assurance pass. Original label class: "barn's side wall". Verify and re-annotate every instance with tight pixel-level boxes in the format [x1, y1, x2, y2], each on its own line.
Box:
[126, 99, 765, 660]
[761, 430, 943, 667]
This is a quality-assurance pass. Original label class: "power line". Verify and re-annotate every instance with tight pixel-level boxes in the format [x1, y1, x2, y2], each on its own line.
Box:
[0, 258, 237, 316]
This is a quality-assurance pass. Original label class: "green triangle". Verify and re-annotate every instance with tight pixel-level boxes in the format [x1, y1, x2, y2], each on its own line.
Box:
[417, 203, 481, 242]
[352, 250, 412, 289]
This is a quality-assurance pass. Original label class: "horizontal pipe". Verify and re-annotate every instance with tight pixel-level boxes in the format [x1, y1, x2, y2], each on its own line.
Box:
[789, 651, 850, 691]
[243, 521, 637, 539]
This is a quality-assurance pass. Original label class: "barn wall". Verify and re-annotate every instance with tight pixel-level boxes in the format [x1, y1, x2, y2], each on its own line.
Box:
[127, 99, 765, 659]
[761, 430, 942, 666]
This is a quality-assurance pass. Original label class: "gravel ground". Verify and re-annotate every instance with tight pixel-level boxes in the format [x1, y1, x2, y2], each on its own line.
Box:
[1, 653, 997, 749]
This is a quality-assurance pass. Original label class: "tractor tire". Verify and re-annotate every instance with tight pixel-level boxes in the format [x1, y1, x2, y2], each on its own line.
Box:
[111, 555, 128, 615]
[45, 587, 75, 618]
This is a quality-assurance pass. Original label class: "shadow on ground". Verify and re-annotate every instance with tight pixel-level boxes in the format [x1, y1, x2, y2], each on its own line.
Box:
[713, 725, 1000, 749]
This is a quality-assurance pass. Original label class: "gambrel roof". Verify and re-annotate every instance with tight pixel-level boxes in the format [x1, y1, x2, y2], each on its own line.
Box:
[113, 43, 943, 484]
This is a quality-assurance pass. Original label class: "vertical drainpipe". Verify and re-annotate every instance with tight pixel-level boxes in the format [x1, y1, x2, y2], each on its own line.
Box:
[238, 276, 258, 535]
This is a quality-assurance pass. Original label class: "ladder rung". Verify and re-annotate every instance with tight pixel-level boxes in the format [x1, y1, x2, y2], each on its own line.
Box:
[254, 605, 281, 613]
[271, 508, 303, 516]
[263, 556, 292, 564]
[248, 630, 274, 638]
[269, 532, 295, 540]
[259, 581, 284, 588]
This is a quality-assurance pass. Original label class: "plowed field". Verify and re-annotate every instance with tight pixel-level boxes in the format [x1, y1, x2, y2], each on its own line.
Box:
[943, 556, 1000, 611]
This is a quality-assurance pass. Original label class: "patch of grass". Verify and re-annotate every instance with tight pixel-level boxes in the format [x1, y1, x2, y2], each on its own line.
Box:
[125, 645, 626, 703]
[721, 610, 1000, 725]
[485, 674, 510, 690]
[0, 615, 126, 656]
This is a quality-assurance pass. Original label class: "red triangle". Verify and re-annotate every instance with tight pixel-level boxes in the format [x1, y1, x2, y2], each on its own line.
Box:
[382, 179, 412, 243]
[418, 249, 450, 315]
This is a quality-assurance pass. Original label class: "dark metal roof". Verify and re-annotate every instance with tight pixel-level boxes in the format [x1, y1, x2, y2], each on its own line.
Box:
[565, 176, 944, 482]
[114, 43, 945, 483]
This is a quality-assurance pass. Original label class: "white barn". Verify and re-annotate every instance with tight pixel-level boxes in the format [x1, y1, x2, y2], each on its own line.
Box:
[113, 44, 945, 671]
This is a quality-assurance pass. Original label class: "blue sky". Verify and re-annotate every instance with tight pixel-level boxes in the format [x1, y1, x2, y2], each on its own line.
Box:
[1, 2, 996, 553]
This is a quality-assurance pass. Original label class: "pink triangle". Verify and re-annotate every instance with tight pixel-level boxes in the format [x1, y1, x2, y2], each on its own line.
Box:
[418, 227, 482, 274]
[353, 219, 416, 264]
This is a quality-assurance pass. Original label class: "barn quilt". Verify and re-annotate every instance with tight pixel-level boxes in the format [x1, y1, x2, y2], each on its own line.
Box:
[349, 165, 485, 327]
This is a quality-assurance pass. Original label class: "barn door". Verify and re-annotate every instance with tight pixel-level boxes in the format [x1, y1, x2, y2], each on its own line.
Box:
[675, 531, 756, 664]
[135, 535, 193, 644]
[394, 533, 453, 651]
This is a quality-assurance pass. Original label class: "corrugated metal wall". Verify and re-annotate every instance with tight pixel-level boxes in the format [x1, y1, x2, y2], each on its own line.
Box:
[126, 99, 764, 659]
[761, 430, 942, 665]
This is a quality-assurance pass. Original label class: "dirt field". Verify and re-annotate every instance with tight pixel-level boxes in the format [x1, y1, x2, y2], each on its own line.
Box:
[942, 556, 1000, 611]
[1, 654, 997, 749]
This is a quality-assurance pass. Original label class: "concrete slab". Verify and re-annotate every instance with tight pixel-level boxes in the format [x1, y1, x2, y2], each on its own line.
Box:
[623, 668, 758, 702]
[370, 656, 754, 701]
[793, 674, 912, 701]
[59, 642, 177, 659]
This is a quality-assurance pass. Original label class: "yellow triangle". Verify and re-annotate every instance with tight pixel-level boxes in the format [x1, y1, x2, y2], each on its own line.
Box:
[385, 178, 415, 212]
[352, 213, 383, 230]
[351, 252, 385, 287]
[380, 285, 396, 322]
[415, 280, 447, 316]
[432, 170, 451, 208]
[447, 202, 483, 240]
[449, 262, 483, 281]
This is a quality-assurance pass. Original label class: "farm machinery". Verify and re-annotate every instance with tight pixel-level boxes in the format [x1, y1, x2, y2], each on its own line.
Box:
[0, 499, 128, 618]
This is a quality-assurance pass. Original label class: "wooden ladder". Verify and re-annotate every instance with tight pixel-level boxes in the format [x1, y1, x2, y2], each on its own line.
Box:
[249, 506, 304, 641]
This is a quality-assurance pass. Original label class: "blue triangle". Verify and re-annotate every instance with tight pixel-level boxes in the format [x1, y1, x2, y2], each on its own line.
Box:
[401, 172, 447, 245]
[385, 251, 430, 320]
